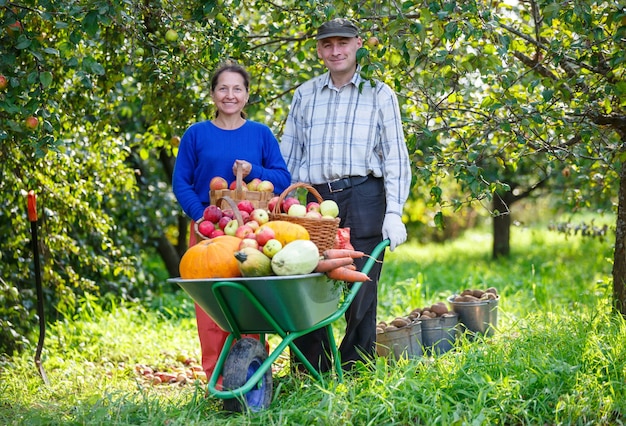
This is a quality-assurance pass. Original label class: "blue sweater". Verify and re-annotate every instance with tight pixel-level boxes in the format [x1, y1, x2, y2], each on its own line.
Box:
[172, 120, 291, 221]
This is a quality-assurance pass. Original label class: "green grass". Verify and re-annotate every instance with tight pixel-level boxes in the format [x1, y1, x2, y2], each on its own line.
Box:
[1, 225, 624, 425]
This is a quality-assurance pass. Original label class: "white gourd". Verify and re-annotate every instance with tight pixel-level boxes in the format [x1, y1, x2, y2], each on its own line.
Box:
[271, 240, 320, 276]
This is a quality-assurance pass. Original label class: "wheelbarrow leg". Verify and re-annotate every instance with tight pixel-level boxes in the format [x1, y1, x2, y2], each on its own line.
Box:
[326, 324, 343, 382]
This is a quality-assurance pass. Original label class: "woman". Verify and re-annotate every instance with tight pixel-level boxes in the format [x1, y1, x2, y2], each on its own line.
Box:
[172, 62, 291, 382]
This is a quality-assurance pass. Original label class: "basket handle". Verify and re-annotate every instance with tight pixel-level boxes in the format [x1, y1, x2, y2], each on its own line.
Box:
[194, 195, 244, 239]
[272, 182, 324, 215]
[215, 195, 245, 226]
[233, 162, 245, 196]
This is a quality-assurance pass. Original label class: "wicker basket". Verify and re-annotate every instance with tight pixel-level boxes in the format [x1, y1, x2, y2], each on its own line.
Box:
[195, 196, 244, 240]
[269, 182, 340, 253]
[209, 163, 275, 209]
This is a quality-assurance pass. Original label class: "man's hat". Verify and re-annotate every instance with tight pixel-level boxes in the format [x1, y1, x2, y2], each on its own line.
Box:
[316, 18, 359, 40]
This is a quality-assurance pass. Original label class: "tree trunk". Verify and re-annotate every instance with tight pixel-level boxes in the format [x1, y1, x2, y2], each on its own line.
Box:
[492, 192, 512, 258]
[612, 160, 626, 315]
[156, 234, 181, 278]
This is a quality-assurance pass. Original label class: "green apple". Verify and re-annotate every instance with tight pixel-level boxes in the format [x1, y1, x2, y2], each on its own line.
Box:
[165, 29, 179, 42]
[288, 204, 307, 217]
[320, 200, 339, 218]
[262, 239, 283, 258]
[224, 219, 239, 236]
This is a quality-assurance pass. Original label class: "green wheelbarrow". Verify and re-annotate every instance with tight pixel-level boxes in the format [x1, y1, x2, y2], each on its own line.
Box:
[168, 239, 389, 412]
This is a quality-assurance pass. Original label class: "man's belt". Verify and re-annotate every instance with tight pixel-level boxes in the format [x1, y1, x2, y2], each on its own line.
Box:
[314, 175, 370, 193]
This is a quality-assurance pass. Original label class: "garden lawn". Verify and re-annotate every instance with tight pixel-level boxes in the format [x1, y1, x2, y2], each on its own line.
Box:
[1, 225, 625, 425]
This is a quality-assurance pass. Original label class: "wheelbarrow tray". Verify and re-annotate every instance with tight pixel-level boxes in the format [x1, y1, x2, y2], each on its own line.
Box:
[170, 273, 342, 333]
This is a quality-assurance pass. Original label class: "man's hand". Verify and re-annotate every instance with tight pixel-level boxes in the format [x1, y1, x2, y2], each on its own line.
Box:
[382, 213, 407, 251]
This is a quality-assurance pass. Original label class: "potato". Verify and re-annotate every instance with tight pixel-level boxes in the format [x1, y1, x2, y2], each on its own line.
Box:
[385, 325, 398, 332]
[391, 317, 410, 328]
[430, 302, 448, 316]
[454, 295, 479, 302]
[472, 289, 485, 298]
[486, 287, 498, 296]
[460, 289, 474, 296]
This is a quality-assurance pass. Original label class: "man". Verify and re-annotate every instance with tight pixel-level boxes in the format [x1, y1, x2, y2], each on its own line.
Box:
[281, 18, 412, 372]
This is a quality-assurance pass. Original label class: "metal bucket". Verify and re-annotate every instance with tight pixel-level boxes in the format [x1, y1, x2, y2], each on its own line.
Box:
[376, 321, 423, 360]
[170, 273, 342, 333]
[447, 296, 499, 336]
[420, 313, 458, 355]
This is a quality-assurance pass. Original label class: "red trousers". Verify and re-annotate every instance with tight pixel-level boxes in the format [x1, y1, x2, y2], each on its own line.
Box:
[189, 222, 266, 379]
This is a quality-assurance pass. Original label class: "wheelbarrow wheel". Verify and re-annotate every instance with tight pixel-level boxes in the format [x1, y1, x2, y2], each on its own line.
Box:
[222, 337, 273, 412]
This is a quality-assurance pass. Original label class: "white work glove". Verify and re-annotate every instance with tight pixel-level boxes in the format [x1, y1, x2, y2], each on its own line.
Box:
[382, 213, 407, 251]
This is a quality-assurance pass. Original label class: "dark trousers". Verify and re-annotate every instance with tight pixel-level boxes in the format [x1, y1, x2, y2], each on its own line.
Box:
[293, 175, 386, 372]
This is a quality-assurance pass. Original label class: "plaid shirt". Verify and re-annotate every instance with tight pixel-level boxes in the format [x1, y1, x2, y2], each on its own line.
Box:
[281, 69, 411, 216]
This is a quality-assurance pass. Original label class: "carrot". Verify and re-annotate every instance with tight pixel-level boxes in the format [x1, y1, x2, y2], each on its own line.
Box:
[322, 249, 365, 259]
[344, 264, 357, 270]
[315, 257, 354, 273]
[326, 266, 371, 283]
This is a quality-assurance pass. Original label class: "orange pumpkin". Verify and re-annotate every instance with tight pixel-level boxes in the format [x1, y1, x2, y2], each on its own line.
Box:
[263, 221, 310, 246]
[179, 235, 242, 279]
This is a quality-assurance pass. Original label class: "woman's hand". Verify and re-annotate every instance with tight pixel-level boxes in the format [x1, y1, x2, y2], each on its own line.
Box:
[233, 159, 252, 178]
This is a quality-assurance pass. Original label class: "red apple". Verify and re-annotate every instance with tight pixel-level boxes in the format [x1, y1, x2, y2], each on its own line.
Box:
[281, 197, 300, 214]
[25, 116, 39, 130]
[267, 196, 281, 213]
[218, 216, 232, 230]
[235, 224, 255, 239]
[230, 180, 248, 190]
[209, 229, 225, 238]
[247, 178, 262, 191]
[222, 209, 235, 219]
[239, 238, 259, 251]
[0, 75, 7, 90]
[250, 208, 269, 225]
[246, 220, 260, 231]
[237, 200, 255, 214]
[203, 205, 222, 223]
[224, 219, 239, 236]
[306, 201, 321, 213]
[239, 210, 250, 223]
[7, 21, 23, 36]
[257, 180, 274, 192]
[255, 225, 276, 246]
[197, 220, 215, 237]
[209, 176, 228, 191]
